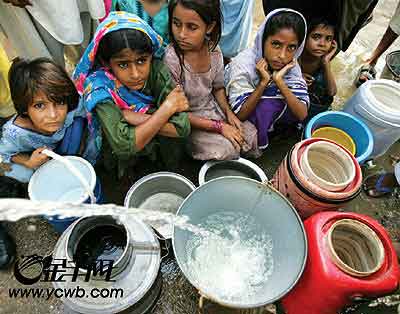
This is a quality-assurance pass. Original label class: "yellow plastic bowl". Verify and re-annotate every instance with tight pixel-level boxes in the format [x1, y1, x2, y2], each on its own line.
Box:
[311, 127, 356, 156]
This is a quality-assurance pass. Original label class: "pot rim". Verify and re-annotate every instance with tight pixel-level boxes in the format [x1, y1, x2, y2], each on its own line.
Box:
[28, 156, 97, 205]
[65, 215, 131, 275]
[198, 157, 268, 186]
[300, 141, 356, 191]
[326, 219, 385, 277]
[173, 176, 307, 308]
[124, 171, 196, 208]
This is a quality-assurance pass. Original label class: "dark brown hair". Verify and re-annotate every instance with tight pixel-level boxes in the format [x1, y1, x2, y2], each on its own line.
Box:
[168, 0, 222, 84]
[8, 57, 79, 116]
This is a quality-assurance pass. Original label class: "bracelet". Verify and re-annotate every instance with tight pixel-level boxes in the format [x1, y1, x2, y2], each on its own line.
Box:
[211, 119, 223, 134]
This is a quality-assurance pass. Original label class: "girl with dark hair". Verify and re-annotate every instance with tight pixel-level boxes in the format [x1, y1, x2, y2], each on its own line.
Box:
[164, 0, 260, 160]
[0, 57, 88, 183]
[225, 9, 310, 150]
[73, 12, 190, 177]
[300, 18, 337, 121]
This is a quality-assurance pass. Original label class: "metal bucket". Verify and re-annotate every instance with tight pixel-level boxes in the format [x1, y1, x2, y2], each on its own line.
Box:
[124, 172, 195, 239]
[173, 177, 307, 309]
[198, 158, 268, 185]
[381, 50, 400, 82]
[53, 215, 163, 314]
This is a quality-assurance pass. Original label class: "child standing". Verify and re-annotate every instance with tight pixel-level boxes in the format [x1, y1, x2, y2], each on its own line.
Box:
[300, 18, 337, 120]
[111, 0, 169, 57]
[225, 9, 310, 150]
[0, 58, 87, 183]
[73, 12, 190, 177]
[164, 0, 260, 160]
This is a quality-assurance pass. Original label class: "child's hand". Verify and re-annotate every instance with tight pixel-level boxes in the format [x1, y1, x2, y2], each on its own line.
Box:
[221, 122, 244, 151]
[26, 147, 50, 169]
[164, 86, 189, 113]
[322, 40, 337, 65]
[226, 110, 243, 134]
[303, 73, 315, 87]
[256, 59, 271, 86]
[272, 59, 297, 84]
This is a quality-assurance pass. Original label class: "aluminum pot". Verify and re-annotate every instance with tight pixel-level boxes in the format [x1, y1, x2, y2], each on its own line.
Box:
[173, 177, 307, 309]
[381, 50, 400, 82]
[53, 215, 165, 314]
[198, 158, 268, 185]
[124, 172, 196, 239]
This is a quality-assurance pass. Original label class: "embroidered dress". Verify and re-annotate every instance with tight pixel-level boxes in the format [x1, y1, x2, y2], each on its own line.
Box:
[73, 12, 190, 176]
[164, 45, 260, 160]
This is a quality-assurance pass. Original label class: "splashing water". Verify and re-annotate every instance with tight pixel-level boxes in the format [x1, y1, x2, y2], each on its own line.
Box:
[182, 212, 274, 303]
[0, 198, 191, 235]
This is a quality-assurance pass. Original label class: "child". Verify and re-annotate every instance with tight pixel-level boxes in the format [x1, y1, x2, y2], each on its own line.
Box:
[111, 0, 169, 57]
[0, 57, 87, 183]
[164, 0, 260, 160]
[72, 12, 190, 177]
[225, 9, 310, 150]
[300, 18, 337, 120]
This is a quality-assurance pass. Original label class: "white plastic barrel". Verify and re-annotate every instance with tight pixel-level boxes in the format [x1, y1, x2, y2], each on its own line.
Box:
[343, 79, 400, 159]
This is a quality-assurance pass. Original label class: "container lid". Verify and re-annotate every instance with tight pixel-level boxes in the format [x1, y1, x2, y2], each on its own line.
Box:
[363, 80, 400, 121]
[52, 214, 160, 313]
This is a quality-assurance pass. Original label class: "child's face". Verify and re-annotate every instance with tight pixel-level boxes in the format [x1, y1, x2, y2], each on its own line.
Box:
[27, 90, 68, 135]
[263, 28, 299, 71]
[108, 48, 152, 91]
[171, 3, 214, 52]
[306, 24, 334, 57]
[139, 0, 165, 17]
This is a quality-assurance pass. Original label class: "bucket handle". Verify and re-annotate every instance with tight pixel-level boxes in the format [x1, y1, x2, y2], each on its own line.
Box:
[41, 149, 96, 204]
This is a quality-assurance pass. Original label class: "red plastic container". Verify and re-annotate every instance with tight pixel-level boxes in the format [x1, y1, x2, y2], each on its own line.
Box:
[282, 212, 400, 314]
[272, 138, 362, 219]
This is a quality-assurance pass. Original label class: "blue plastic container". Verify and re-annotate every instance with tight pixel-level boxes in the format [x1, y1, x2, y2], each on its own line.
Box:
[304, 111, 374, 164]
[28, 156, 104, 234]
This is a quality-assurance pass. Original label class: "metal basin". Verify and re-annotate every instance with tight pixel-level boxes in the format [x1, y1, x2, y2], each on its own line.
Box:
[173, 177, 307, 309]
[198, 158, 268, 185]
[124, 172, 196, 239]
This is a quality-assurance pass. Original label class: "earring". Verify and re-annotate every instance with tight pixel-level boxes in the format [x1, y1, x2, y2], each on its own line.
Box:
[205, 32, 211, 41]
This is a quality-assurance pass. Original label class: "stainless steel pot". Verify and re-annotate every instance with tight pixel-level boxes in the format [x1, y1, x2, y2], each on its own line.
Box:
[381, 50, 400, 82]
[173, 177, 307, 309]
[198, 158, 268, 185]
[53, 215, 163, 313]
[124, 172, 196, 239]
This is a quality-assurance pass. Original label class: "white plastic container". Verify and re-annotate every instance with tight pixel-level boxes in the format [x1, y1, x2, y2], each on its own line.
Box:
[28, 156, 97, 204]
[343, 79, 400, 159]
[300, 141, 356, 192]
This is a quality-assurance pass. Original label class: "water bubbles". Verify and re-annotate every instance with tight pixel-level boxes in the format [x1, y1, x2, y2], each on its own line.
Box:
[184, 212, 274, 303]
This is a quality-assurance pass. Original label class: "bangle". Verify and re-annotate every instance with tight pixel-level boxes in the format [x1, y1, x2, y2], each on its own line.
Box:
[211, 119, 223, 134]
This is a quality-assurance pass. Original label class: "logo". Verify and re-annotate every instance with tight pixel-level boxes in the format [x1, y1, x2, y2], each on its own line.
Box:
[14, 254, 117, 285]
